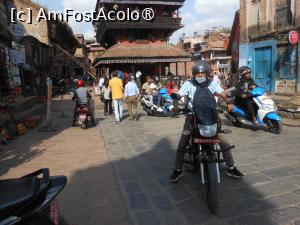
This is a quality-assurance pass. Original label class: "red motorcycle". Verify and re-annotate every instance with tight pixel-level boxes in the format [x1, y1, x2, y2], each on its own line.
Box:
[75, 104, 95, 129]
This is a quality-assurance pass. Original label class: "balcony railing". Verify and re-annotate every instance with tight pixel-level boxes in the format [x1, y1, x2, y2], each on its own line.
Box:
[100, 17, 182, 30]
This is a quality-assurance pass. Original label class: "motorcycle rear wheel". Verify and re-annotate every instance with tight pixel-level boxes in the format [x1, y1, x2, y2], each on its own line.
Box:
[264, 119, 282, 134]
[81, 121, 87, 130]
[205, 162, 219, 215]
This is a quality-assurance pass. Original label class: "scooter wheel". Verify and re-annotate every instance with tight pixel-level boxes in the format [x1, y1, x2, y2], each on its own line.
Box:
[264, 119, 282, 134]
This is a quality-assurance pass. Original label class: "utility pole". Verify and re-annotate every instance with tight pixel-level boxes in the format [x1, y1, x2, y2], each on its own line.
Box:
[297, 40, 300, 94]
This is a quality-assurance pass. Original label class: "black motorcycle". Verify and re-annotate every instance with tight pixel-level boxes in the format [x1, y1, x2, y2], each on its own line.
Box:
[182, 108, 223, 214]
[0, 169, 67, 225]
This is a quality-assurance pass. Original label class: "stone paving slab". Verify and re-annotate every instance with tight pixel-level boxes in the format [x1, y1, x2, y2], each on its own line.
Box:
[99, 109, 300, 225]
[2, 94, 300, 225]
[0, 95, 131, 225]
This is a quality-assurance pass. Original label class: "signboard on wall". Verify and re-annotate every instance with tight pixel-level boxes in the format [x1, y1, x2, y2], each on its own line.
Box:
[9, 44, 26, 64]
[288, 31, 299, 45]
[8, 23, 26, 37]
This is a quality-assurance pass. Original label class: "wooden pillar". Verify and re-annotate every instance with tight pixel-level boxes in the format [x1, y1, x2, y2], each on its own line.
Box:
[184, 61, 187, 80]
[175, 62, 178, 76]
[132, 64, 135, 75]
[158, 63, 162, 76]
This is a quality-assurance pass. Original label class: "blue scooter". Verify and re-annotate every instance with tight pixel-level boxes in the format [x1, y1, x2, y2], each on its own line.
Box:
[224, 87, 282, 134]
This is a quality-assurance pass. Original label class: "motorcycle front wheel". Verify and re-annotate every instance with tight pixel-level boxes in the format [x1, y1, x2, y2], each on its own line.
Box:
[264, 119, 282, 134]
[205, 162, 219, 215]
[143, 106, 153, 116]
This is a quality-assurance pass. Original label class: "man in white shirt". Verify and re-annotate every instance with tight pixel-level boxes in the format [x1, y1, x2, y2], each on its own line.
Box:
[125, 75, 140, 120]
[98, 76, 105, 92]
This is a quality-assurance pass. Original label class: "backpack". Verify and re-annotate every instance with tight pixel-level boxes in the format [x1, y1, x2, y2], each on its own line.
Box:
[191, 81, 218, 124]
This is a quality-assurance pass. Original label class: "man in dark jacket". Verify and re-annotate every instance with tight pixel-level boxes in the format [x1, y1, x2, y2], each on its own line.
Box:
[235, 66, 258, 124]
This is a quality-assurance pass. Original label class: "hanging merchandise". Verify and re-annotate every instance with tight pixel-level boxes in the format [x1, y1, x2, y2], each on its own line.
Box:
[0, 106, 17, 141]
[7, 65, 20, 89]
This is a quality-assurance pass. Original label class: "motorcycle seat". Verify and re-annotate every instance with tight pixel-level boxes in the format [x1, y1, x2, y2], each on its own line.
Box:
[0, 177, 38, 219]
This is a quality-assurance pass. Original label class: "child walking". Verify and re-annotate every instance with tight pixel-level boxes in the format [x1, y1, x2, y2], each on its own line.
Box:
[102, 78, 113, 116]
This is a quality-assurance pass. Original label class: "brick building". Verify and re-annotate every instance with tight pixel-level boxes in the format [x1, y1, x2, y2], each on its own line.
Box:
[170, 33, 204, 79]
[201, 37, 232, 76]
[239, 0, 300, 95]
[7, 0, 79, 95]
[88, 43, 105, 64]
[179, 32, 204, 56]
[173, 31, 232, 79]
[74, 34, 90, 78]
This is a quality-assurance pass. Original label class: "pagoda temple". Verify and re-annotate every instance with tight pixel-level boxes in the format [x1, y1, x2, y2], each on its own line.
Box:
[93, 0, 191, 78]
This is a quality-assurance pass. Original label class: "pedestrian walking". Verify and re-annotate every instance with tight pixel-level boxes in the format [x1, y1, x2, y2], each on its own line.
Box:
[109, 71, 124, 123]
[171, 80, 180, 118]
[135, 71, 142, 89]
[98, 75, 105, 100]
[102, 78, 113, 116]
[124, 75, 139, 120]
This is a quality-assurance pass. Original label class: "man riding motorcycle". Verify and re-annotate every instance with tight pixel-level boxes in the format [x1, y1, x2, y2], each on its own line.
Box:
[72, 80, 95, 126]
[170, 60, 244, 182]
[235, 66, 258, 125]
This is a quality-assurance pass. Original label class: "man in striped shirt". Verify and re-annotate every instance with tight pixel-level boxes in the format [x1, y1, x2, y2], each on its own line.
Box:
[170, 60, 244, 182]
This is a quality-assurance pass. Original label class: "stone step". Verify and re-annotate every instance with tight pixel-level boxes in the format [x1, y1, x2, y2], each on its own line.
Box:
[12, 103, 46, 124]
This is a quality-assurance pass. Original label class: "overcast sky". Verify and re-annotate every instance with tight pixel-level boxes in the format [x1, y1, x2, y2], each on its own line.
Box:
[33, 0, 240, 44]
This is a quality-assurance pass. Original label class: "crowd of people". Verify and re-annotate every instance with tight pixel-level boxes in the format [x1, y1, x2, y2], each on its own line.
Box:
[97, 71, 183, 123]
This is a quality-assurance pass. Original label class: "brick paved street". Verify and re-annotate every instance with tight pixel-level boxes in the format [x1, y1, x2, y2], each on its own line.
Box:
[0, 95, 131, 225]
[1, 96, 300, 225]
[99, 107, 300, 225]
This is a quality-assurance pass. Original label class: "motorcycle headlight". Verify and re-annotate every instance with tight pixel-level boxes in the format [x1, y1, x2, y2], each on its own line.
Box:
[198, 124, 218, 138]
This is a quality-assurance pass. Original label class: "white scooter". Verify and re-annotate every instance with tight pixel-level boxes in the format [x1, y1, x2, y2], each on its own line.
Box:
[223, 87, 282, 134]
